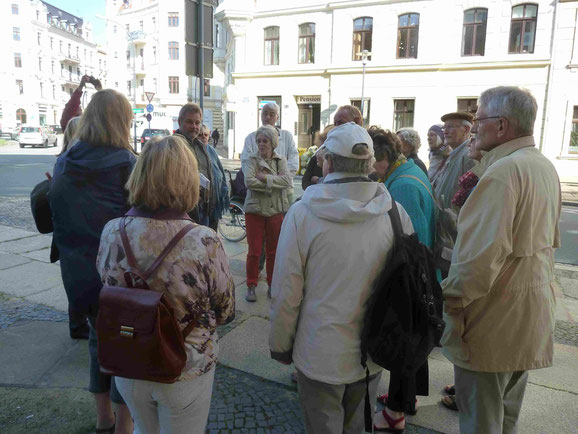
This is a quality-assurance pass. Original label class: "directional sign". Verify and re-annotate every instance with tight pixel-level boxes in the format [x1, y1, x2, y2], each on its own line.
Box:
[146, 113, 152, 122]
[145, 91, 155, 103]
[146, 104, 154, 113]
[132, 108, 144, 114]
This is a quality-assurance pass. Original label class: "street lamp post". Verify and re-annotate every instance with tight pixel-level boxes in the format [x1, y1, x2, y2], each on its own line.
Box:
[360, 49, 371, 123]
[95, 15, 138, 152]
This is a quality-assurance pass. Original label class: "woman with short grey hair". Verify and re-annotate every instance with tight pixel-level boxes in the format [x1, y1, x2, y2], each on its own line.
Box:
[243, 124, 292, 302]
[397, 128, 427, 175]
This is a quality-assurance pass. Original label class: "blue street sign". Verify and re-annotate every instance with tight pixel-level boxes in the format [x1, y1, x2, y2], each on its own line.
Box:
[146, 104, 154, 113]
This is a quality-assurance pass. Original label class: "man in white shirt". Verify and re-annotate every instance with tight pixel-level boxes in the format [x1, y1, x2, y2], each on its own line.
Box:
[241, 102, 299, 177]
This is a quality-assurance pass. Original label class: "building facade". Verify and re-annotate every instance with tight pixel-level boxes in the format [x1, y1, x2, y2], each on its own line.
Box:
[0, 0, 100, 131]
[104, 0, 226, 136]
[217, 0, 578, 180]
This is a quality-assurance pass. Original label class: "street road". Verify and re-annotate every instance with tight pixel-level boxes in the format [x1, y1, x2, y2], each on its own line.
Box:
[0, 140, 576, 265]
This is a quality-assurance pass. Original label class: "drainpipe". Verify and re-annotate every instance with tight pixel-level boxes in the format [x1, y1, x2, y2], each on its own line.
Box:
[539, 0, 559, 153]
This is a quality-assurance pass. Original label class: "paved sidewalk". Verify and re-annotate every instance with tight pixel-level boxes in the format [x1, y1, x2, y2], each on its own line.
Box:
[0, 223, 577, 433]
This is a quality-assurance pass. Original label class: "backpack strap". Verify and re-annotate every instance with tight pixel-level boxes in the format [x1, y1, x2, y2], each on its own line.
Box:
[388, 199, 403, 246]
[398, 174, 435, 202]
[119, 218, 198, 281]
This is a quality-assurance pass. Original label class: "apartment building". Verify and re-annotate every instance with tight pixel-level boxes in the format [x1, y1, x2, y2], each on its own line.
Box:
[0, 0, 101, 131]
[104, 0, 226, 134]
[216, 0, 578, 180]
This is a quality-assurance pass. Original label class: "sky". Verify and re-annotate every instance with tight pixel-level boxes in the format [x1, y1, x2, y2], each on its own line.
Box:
[43, 0, 107, 45]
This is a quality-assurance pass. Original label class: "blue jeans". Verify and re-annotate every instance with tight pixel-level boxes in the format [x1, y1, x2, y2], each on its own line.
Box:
[88, 315, 124, 404]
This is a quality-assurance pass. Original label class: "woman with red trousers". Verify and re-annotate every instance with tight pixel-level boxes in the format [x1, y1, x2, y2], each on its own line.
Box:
[243, 125, 293, 302]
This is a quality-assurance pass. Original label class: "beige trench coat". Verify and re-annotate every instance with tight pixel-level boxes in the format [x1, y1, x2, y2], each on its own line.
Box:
[441, 136, 561, 372]
[243, 153, 293, 217]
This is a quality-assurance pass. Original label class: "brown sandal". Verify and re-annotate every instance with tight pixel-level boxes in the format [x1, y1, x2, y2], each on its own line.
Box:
[441, 394, 459, 411]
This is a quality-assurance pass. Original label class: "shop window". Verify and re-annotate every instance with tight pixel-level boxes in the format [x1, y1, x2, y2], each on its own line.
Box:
[264, 26, 280, 66]
[393, 99, 415, 130]
[353, 17, 373, 61]
[457, 98, 478, 115]
[509, 4, 538, 54]
[298, 23, 315, 64]
[13, 27, 20, 41]
[397, 14, 419, 59]
[14, 53, 22, 68]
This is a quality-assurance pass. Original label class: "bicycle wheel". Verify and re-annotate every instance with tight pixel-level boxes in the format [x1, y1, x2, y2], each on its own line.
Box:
[218, 201, 246, 242]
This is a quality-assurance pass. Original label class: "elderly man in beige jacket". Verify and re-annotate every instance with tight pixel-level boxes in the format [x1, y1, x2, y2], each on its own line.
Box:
[441, 86, 561, 434]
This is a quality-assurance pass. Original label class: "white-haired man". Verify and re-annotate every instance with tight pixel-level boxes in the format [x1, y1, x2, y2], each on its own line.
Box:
[442, 86, 561, 434]
[241, 102, 299, 178]
[269, 122, 414, 433]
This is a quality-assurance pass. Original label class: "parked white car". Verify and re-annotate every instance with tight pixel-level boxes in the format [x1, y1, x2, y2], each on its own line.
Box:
[18, 126, 58, 148]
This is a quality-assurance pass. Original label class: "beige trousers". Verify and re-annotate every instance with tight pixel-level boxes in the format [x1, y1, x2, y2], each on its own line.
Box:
[296, 370, 382, 434]
[115, 368, 215, 434]
[455, 365, 528, 434]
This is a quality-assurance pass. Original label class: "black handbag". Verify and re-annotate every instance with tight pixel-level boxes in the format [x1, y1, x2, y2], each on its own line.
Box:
[30, 179, 53, 234]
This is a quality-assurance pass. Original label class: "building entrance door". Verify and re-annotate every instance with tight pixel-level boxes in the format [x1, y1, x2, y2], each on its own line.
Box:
[297, 102, 321, 148]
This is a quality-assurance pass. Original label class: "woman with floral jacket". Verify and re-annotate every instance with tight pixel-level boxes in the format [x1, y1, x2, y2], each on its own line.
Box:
[97, 135, 235, 433]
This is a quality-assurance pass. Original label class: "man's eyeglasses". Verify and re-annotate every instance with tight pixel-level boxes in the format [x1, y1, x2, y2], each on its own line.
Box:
[472, 115, 502, 123]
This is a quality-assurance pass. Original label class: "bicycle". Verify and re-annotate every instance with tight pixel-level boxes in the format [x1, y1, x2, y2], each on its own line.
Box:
[218, 169, 247, 242]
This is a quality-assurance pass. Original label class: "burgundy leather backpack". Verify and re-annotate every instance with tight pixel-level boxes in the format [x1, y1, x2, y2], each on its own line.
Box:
[97, 216, 199, 383]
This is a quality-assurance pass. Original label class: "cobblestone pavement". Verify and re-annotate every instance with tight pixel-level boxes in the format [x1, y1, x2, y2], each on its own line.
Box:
[0, 294, 445, 433]
[0, 196, 36, 232]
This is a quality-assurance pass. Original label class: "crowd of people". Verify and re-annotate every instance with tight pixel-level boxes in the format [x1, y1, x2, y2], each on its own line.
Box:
[45, 81, 561, 434]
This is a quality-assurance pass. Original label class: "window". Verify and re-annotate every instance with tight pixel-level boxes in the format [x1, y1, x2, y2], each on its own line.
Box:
[52, 85, 56, 99]
[264, 26, 280, 65]
[16, 80, 24, 95]
[462, 9, 487, 56]
[168, 12, 179, 27]
[139, 48, 144, 68]
[126, 50, 131, 67]
[113, 25, 117, 34]
[139, 21, 143, 31]
[37, 32, 41, 45]
[84, 49, 87, 60]
[351, 99, 370, 125]
[13, 27, 20, 41]
[153, 46, 157, 62]
[51, 60, 54, 73]
[570, 106, 578, 154]
[12, 4, 18, 14]
[40, 82, 44, 98]
[50, 37, 53, 49]
[99, 59, 102, 69]
[168, 76, 179, 94]
[60, 41, 63, 53]
[204, 79, 210, 97]
[152, 17, 156, 30]
[397, 14, 419, 59]
[114, 51, 118, 59]
[125, 24, 130, 33]
[298, 23, 315, 64]
[153, 77, 157, 92]
[168, 41, 179, 60]
[509, 4, 538, 54]
[393, 99, 415, 130]
[68, 43, 71, 56]
[127, 80, 132, 96]
[38, 57, 42, 71]
[457, 98, 478, 114]
[352, 17, 373, 61]
[14, 53, 22, 68]
[16, 108, 26, 123]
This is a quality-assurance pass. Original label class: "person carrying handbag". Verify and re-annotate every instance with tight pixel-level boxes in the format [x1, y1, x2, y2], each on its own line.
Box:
[96, 135, 235, 433]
